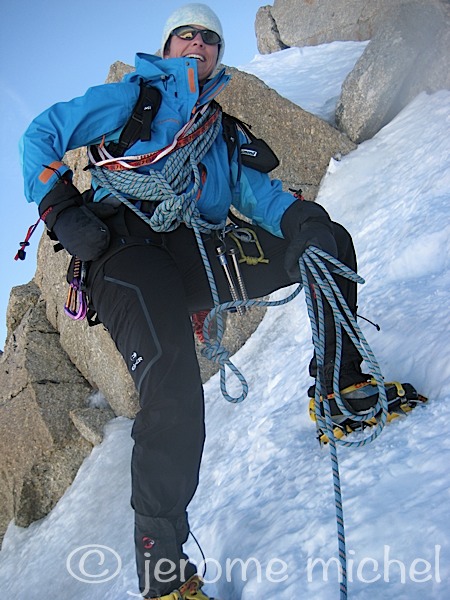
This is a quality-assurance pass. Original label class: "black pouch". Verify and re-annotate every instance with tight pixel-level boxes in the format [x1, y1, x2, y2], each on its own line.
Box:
[222, 110, 280, 174]
[240, 138, 279, 173]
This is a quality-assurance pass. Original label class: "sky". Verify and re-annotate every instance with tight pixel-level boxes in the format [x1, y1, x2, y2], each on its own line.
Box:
[0, 0, 270, 349]
[0, 43, 449, 598]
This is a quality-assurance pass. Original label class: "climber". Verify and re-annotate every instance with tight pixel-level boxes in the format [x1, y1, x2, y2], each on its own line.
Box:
[19, 3, 419, 598]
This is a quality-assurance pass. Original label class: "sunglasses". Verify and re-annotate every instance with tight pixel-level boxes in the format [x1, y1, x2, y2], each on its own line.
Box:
[171, 25, 221, 46]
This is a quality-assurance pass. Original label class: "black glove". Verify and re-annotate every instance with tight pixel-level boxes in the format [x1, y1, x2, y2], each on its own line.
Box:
[281, 200, 337, 281]
[39, 175, 112, 262]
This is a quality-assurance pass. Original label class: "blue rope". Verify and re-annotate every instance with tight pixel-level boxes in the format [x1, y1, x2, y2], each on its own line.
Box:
[200, 284, 302, 403]
[90, 103, 223, 235]
[300, 248, 388, 447]
[299, 247, 389, 599]
[200, 246, 389, 600]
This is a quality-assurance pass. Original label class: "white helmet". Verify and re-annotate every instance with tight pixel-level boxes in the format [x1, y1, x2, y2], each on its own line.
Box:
[161, 3, 225, 67]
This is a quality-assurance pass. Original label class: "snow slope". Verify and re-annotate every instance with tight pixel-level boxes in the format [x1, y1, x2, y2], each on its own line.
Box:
[1, 43, 449, 600]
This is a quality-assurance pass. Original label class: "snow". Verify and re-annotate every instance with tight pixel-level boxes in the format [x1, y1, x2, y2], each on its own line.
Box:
[239, 42, 369, 123]
[1, 43, 450, 600]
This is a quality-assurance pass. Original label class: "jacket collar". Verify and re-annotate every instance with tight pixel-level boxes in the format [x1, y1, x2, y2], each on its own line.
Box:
[125, 53, 230, 104]
[198, 68, 230, 106]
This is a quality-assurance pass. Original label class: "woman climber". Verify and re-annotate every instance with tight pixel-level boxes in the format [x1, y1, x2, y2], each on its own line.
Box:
[19, 3, 419, 598]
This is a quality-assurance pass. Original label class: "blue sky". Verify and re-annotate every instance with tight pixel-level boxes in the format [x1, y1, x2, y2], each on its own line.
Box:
[0, 0, 270, 348]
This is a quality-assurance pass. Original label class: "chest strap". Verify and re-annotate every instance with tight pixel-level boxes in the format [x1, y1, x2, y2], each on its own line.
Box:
[106, 79, 162, 158]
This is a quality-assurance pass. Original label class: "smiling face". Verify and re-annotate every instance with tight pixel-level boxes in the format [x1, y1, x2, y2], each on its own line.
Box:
[163, 24, 220, 82]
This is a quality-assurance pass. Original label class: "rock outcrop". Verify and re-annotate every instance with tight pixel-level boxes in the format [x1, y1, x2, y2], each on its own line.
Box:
[256, 0, 450, 142]
[255, 0, 403, 51]
[335, 0, 450, 142]
[0, 284, 93, 545]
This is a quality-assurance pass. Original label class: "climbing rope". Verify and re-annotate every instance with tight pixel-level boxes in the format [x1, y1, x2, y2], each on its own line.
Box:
[199, 247, 389, 600]
[200, 282, 303, 402]
[90, 102, 222, 234]
[298, 247, 389, 599]
[196, 244, 390, 600]
[300, 248, 388, 447]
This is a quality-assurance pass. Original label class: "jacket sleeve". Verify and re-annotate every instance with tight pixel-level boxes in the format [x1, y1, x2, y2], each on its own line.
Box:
[230, 157, 296, 238]
[20, 82, 139, 205]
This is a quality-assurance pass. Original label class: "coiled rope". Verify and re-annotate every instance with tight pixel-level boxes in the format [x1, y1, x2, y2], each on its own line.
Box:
[90, 106, 388, 598]
[299, 247, 388, 599]
[90, 102, 223, 234]
[203, 247, 388, 599]
[202, 247, 389, 598]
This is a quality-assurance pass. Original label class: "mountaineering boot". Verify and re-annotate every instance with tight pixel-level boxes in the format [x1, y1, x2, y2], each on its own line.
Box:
[307, 359, 371, 399]
[309, 378, 427, 443]
[145, 574, 216, 599]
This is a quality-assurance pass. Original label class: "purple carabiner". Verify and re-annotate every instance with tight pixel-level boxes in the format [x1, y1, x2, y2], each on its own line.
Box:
[64, 258, 88, 321]
[64, 278, 88, 320]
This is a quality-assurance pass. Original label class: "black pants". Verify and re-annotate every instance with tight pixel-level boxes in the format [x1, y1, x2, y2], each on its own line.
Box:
[87, 207, 359, 596]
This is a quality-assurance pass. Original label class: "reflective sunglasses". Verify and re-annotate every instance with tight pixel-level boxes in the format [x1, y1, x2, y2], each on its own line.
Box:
[171, 25, 221, 45]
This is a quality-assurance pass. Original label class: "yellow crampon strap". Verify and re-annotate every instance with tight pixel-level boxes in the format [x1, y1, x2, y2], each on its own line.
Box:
[309, 380, 428, 444]
[309, 379, 408, 416]
[149, 575, 211, 600]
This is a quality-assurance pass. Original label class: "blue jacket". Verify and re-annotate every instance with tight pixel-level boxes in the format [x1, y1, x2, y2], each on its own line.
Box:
[20, 53, 296, 237]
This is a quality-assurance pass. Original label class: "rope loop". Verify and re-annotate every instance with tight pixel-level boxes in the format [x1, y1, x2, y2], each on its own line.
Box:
[300, 246, 388, 448]
[299, 246, 391, 599]
[201, 342, 231, 364]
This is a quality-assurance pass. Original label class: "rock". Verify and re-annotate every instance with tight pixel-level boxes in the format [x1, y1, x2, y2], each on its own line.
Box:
[70, 406, 116, 446]
[0, 292, 93, 545]
[15, 430, 92, 529]
[218, 67, 356, 198]
[34, 235, 140, 418]
[255, 5, 289, 54]
[257, 0, 398, 50]
[335, 0, 450, 142]
[5, 281, 40, 336]
[105, 60, 132, 84]
[0, 386, 53, 544]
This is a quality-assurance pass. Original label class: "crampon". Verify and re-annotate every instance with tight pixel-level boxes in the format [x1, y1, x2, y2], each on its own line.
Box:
[309, 379, 427, 444]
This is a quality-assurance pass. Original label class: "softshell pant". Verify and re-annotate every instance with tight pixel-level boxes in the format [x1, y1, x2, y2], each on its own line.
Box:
[86, 206, 359, 596]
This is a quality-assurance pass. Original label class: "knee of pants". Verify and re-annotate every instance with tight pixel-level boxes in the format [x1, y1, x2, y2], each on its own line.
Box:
[132, 379, 205, 438]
